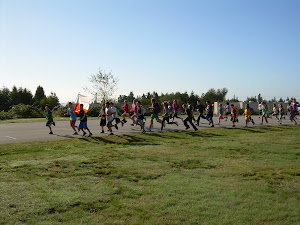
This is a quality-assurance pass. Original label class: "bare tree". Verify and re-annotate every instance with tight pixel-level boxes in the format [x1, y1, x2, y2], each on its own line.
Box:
[85, 68, 119, 103]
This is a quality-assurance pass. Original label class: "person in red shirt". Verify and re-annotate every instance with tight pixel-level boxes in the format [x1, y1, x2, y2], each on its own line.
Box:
[171, 99, 183, 122]
[121, 100, 134, 124]
[230, 104, 237, 127]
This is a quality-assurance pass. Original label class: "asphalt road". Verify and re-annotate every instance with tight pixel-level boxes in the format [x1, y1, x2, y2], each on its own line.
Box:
[0, 116, 298, 144]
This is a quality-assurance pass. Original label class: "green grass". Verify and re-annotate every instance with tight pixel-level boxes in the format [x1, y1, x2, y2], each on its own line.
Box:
[0, 117, 99, 123]
[0, 126, 300, 224]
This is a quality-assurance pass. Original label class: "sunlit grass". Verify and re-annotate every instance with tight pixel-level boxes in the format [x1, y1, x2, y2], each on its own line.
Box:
[0, 126, 299, 224]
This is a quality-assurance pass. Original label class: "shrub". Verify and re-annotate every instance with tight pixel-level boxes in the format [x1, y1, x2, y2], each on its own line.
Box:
[87, 106, 101, 117]
[0, 111, 14, 120]
[9, 104, 43, 118]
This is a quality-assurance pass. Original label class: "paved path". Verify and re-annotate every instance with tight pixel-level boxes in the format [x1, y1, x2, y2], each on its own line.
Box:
[0, 116, 298, 144]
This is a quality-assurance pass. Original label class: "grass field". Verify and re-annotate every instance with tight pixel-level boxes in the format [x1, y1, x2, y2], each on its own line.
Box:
[1, 126, 300, 224]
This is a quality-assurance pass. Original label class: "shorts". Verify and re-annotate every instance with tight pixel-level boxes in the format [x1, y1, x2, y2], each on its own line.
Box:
[107, 120, 113, 127]
[70, 120, 76, 126]
[259, 110, 262, 115]
[46, 120, 53, 127]
[115, 118, 121, 123]
[219, 114, 224, 120]
[78, 122, 88, 130]
[136, 118, 144, 125]
[225, 112, 231, 115]
[151, 114, 159, 120]
[205, 115, 213, 121]
[279, 114, 283, 119]
[231, 118, 237, 123]
[100, 118, 106, 126]
[122, 112, 130, 116]
[173, 112, 178, 118]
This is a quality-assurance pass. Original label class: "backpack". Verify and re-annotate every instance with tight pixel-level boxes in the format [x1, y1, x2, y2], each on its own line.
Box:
[141, 106, 146, 115]
[156, 103, 161, 113]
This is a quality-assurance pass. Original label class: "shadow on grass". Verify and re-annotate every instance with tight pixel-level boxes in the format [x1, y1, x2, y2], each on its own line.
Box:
[78, 135, 158, 146]
[238, 128, 265, 134]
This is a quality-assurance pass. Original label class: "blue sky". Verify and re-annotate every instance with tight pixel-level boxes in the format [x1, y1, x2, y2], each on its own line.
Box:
[1, 0, 299, 103]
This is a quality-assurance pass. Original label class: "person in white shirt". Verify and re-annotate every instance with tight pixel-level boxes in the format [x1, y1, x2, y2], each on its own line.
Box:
[105, 102, 114, 135]
[110, 102, 124, 130]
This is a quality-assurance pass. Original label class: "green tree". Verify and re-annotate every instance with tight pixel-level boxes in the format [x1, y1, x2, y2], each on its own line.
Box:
[40, 92, 60, 109]
[34, 85, 46, 106]
[85, 68, 119, 103]
[0, 87, 11, 111]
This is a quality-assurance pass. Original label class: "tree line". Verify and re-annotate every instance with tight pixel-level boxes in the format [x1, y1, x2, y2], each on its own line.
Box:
[0, 85, 59, 119]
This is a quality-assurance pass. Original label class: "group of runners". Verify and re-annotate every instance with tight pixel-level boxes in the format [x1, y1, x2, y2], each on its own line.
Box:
[44, 98, 298, 135]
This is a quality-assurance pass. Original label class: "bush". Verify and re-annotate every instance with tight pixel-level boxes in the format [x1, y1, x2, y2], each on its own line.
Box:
[87, 106, 101, 117]
[0, 111, 14, 120]
[9, 104, 43, 118]
[53, 106, 68, 118]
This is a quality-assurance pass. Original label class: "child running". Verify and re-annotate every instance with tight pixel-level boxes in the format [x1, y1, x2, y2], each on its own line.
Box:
[217, 103, 224, 125]
[172, 99, 182, 122]
[135, 100, 146, 133]
[205, 101, 214, 127]
[64, 102, 78, 135]
[105, 102, 114, 135]
[243, 104, 255, 127]
[168, 101, 174, 120]
[230, 104, 237, 127]
[195, 100, 205, 126]
[121, 100, 133, 124]
[148, 98, 162, 131]
[130, 99, 138, 126]
[289, 105, 297, 125]
[272, 103, 279, 121]
[182, 102, 198, 131]
[260, 102, 269, 125]
[98, 104, 106, 133]
[278, 104, 285, 125]
[160, 101, 178, 132]
[45, 104, 55, 134]
[110, 102, 124, 130]
[225, 102, 231, 121]
[77, 104, 92, 137]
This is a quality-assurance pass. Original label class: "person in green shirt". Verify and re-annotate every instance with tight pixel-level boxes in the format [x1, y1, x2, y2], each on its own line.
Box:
[45, 104, 55, 134]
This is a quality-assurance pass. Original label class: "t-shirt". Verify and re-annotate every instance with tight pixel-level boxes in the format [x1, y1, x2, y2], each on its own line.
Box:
[122, 103, 129, 113]
[168, 105, 173, 113]
[226, 105, 231, 113]
[100, 109, 106, 119]
[111, 106, 119, 119]
[218, 107, 223, 114]
[244, 109, 251, 119]
[273, 107, 278, 114]
[195, 104, 205, 113]
[132, 104, 137, 114]
[231, 108, 237, 118]
[45, 110, 53, 121]
[279, 108, 284, 114]
[186, 105, 193, 118]
[258, 104, 262, 110]
[106, 108, 113, 122]
[207, 105, 213, 116]
[172, 103, 179, 112]
[152, 103, 159, 115]
[292, 103, 298, 111]
[67, 107, 77, 121]
[78, 109, 87, 122]
[137, 105, 145, 119]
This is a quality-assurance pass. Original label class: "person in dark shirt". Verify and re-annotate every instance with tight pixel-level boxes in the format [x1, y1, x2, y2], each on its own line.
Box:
[195, 100, 205, 126]
[148, 98, 162, 131]
[205, 101, 214, 127]
[182, 101, 198, 131]
[77, 104, 92, 137]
